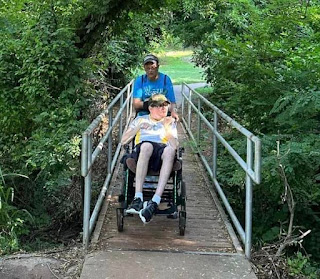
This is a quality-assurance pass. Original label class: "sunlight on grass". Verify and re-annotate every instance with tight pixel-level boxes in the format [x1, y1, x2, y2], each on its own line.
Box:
[158, 50, 204, 84]
[136, 50, 205, 85]
[163, 50, 193, 57]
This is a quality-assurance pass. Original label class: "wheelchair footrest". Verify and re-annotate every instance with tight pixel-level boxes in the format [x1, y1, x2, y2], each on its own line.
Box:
[156, 205, 177, 216]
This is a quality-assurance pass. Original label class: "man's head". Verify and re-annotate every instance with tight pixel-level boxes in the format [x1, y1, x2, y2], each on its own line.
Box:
[143, 54, 159, 81]
[148, 94, 170, 120]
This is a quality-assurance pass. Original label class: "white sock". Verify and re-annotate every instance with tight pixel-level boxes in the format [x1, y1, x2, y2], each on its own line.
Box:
[135, 192, 143, 201]
[152, 194, 161, 205]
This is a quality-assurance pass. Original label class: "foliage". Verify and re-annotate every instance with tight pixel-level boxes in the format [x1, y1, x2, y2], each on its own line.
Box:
[0, 0, 174, 251]
[287, 252, 319, 278]
[172, 0, 320, 266]
[0, 168, 32, 255]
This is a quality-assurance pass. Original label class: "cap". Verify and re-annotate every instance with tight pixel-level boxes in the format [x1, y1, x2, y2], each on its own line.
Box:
[149, 94, 170, 107]
[143, 54, 159, 65]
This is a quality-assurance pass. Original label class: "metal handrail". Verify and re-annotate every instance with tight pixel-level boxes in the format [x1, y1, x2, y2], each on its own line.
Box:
[81, 80, 134, 248]
[180, 83, 261, 259]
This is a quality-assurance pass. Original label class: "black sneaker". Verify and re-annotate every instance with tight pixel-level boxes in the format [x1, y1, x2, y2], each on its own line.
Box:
[126, 198, 143, 214]
[139, 200, 158, 224]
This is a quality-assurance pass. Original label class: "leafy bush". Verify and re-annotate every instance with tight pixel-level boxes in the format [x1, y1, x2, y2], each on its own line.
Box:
[0, 0, 177, 252]
[0, 169, 32, 255]
[288, 252, 319, 278]
[173, 0, 320, 264]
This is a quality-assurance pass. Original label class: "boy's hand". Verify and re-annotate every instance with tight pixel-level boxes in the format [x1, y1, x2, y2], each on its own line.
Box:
[163, 116, 175, 127]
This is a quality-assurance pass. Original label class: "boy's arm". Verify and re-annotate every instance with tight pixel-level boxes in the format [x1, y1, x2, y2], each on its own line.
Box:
[121, 126, 140, 145]
[164, 118, 178, 149]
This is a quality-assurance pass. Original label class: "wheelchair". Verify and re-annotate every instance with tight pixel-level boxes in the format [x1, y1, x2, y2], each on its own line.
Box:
[116, 143, 187, 235]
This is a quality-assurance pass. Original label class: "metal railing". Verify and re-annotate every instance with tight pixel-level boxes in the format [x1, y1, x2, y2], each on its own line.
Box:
[81, 80, 134, 248]
[180, 83, 261, 259]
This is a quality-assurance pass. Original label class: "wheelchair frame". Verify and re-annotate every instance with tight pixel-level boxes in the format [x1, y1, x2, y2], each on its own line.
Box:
[116, 146, 186, 235]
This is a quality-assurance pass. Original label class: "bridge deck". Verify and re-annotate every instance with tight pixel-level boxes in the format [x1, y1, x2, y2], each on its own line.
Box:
[94, 123, 239, 254]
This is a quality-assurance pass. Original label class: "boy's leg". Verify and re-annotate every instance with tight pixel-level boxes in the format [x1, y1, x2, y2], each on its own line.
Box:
[126, 142, 153, 214]
[135, 142, 153, 193]
[156, 145, 176, 197]
[139, 145, 176, 223]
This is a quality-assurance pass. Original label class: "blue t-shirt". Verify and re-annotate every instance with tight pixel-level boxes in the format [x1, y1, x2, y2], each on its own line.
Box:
[133, 73, 176, 116]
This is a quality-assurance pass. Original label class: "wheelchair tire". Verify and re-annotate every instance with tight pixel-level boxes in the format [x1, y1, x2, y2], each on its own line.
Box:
[180, 181, 186, 212]
[127, 170, 135, 204]
[181, 181, 186, 199]
[116, 208, 124, 232]
[179, 211, 186, 236]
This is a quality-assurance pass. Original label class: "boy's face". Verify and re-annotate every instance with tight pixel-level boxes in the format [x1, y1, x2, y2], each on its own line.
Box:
[149, 103, 169, 120]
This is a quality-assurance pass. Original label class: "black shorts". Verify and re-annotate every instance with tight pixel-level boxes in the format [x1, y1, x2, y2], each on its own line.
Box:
[131, 141, 167, 172]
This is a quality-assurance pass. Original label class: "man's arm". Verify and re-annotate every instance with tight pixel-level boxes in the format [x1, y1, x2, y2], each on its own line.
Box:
[169, 103, 179, 121]
[133, 98, 144, 111]
[133, 98, 149, 112]
[165, 75, 179, 121]
[132, 76, 148, 112]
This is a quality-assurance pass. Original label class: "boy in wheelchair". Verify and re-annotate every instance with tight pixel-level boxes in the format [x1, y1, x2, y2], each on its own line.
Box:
[121, 94, 178, 224]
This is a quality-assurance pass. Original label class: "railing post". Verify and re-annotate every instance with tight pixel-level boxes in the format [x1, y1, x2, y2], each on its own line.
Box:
[197, 97, 201, 146]
[213, 111, 218, 179]
[181, 83, 185, 119]
[187, 88, 192, 130]
[245, 138, 253, 259]
[83, 133, 92, 249]
[108, 111, 113, 174]
[119, 94, 124, 140]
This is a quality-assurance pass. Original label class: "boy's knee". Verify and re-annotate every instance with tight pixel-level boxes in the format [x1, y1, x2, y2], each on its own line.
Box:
[140, 142, 153, 155]
[163, 145, 176, 159]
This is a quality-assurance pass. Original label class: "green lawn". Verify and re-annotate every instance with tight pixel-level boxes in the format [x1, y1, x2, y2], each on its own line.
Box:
[138, 50, 205, 85]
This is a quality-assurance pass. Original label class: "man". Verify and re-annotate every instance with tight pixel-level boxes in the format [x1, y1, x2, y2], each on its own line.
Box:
[121, 94, 178, 224]
[133, 54, 179, 121]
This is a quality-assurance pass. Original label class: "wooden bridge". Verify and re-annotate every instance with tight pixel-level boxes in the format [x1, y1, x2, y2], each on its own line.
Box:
[79, 83, 261, 278]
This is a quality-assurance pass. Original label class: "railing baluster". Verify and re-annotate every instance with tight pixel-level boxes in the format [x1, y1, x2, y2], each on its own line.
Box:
[187, 87, 192, 130]
[197, 97, 201, 147]
[213, 111, 218, 179]
[108, 110, 113, 174]
[245, 138, 253, 258]
[83, 134, 92, 249]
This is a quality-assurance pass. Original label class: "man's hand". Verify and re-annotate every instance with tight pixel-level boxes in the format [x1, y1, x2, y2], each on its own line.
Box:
[171, 110, 179, 121]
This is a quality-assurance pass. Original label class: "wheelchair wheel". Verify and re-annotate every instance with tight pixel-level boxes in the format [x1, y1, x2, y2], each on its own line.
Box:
[179, 211, 186, 236]
[120, 169, 135, 207]
[180, 181, 186, 211]
[181, 181, 186, 199]
[126, 170, 135, 204]
[116, 208, 124, 232]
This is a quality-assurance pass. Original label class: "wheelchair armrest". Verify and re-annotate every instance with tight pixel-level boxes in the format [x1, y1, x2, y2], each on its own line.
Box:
[178, 147, 185, 158]
[123, 144, 130, 153]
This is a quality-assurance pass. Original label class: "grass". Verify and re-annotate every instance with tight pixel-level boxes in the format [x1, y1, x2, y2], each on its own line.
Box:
[137, 50, 205, 85]
[194, 86, 214, 96]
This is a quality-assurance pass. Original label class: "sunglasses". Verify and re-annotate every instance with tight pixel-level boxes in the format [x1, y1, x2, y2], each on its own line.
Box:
[150, 103, 169, 108]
